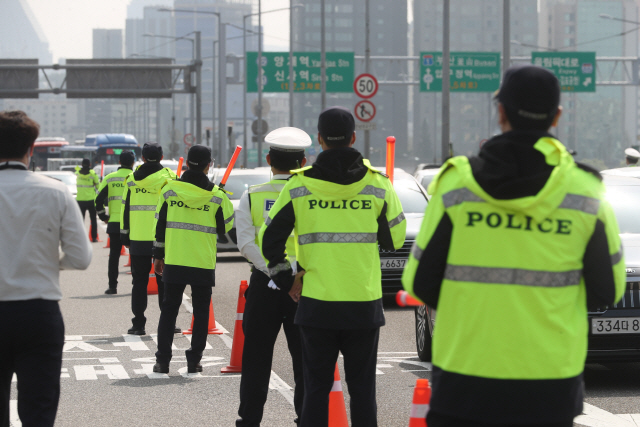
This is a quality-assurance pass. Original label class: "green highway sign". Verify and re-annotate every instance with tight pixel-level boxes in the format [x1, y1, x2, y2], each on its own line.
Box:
[420, 52, 501, 92]
[532, 52, 596, 92]
[246, 52, 354, 93]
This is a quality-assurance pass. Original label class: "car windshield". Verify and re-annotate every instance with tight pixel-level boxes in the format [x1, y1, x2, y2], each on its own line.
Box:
[605, 183, 640, 234]
[222, 174, 272, 199]
[41, 173, 77, 186]
[394, 178, 428, 214]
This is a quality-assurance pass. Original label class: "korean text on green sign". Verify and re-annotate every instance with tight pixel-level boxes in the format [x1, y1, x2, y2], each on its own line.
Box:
[246, 52, 354, 93]
[420, 52, 501, 92]
[531, 52, 596, 92]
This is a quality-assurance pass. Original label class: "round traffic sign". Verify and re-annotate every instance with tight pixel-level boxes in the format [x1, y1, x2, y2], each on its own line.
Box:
[354, 73, 378, 99]
[183, 133, 194, 146]
[354, 100, 376, 122]
[251, 119, 269, 135]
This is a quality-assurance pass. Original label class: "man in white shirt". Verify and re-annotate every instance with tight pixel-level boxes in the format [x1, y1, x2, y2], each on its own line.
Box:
[0, 111, 92, 427]
[235, 127, 310, 427]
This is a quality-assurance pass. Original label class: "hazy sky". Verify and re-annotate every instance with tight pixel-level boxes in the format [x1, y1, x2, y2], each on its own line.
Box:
[25, 0, 291, 62]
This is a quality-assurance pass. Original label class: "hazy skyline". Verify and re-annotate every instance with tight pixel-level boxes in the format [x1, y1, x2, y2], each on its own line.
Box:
[25, 0, 292, 62]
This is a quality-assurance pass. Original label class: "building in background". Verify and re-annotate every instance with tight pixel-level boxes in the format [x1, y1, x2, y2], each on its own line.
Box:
[291, 0, 409, 167]
[93, 29, 124, 59]
[413, 0, 538, 164]
[0, 0, 52, 64]
[539, 0, 638, 169]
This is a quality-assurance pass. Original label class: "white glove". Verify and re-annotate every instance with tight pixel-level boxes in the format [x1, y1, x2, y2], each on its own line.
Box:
[267, 280, 280, 291]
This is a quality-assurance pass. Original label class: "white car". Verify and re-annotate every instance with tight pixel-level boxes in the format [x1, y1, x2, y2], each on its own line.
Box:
[36, 171, 77, 197]
[414, 165, 442, 194]
[601, 166, 640, 178]
[209, 167, 273, 251]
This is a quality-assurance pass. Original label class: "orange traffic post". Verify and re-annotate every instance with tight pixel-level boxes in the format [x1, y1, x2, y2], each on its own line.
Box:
[328, 363, 349, 426]
[176, 157, 184, 178]
[103, 237, 110, 249]
[396, 291, 424, 307]
[100, 160, 104, 180]
[147, 264, 158, 295]
[88, 225, 102, 242]
[218, 146, 243, 190]
[182, 299, 223, 335]
[408, 378, 431, 427]
[221, 280, 249, 373]
[386, 136, 396, 183]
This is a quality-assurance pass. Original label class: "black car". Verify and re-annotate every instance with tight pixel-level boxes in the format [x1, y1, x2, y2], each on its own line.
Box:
[379, 170, 428, 293]
[414, 175, 640, 362]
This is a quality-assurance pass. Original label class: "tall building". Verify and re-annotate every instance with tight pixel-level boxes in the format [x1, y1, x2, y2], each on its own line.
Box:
[539, 0, 638, 168]
[291, 0, 409, 166]
[0, 0, 52, 63]
[93, 29, 124, 59]
[413, 0, 538, 163]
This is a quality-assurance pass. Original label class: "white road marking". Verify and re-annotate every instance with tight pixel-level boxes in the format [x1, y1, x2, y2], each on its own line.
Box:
[376, 364, 393, 375]
[618, 415, 640, 425]
[61, 368, 70, 378]
[63, 341, 119, 352]
[183, 333, 213, 350]
[575, 403, 637, 427]
[63, 357, 120, 362]
[113, 334, 150, 351]
[74, 364, 130, 380]
[133, 364, 169, 379]
[9, 400, 20, 427]
[269, 371, 295, 406]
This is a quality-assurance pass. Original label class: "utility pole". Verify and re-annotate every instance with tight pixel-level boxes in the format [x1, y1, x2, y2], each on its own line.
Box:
[218, 23, 227, 163]
[364, 0, 371, 159]
[289, 0, 295, 126]
[503, 0, 510, 74]
[257, 0, 264, 167]
[320, 0, 326, 110]
[441, 0, 450, 163]
[195, 31, 202, 146]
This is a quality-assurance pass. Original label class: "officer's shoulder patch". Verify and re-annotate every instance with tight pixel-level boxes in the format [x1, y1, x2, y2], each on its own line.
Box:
[575, 162, 603, 182]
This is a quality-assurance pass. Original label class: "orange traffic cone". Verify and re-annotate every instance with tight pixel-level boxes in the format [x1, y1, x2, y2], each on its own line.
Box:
[124, 255, 131, 267]
[328, 363, 349, 426]
[182, 299, 223, 335]
[120, 245, 126, 255]
[147, 264, 158, 295]
[103, 237, 110, 248]
[88, 225, 102, 242]
[221, 280, 249, 373]
[408, 378, 431, 427]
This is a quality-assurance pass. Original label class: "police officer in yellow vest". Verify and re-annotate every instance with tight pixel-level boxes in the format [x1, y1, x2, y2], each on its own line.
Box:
[236, 127, 310, 427]
[261, 107, 406, 427]
[402, 65, 626, 427]
[75, 158, 100, 242]
[120, 142, 176, 335]
[95, 150, 134, 295]
[152, 145, 234, 374]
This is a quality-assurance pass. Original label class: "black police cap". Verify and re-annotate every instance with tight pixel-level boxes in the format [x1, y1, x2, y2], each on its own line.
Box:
[119, 150, 135, 166]
[495, 65, 560, 122]
[317, 106, 355, 143]
[142, 142, 163, 162]
[187, 145, 212, 167]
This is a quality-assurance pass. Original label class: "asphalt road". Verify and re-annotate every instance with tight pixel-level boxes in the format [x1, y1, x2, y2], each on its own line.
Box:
[7, 221, 640, 426]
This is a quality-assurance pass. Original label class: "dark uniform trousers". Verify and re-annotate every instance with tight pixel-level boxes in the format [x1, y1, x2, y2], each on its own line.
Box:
[107, 232, 123, 289]
[130, 255, 164, 330]
[426, 411, 574, 427]
[0, 300, 64, 427]
[156, 283, 212, 365]
[298, 325, 379, 427]
[237, 269, 304, 427]
[77, 200, 97, 241]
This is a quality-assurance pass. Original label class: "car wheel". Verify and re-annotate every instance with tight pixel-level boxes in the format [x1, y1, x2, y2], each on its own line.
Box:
[415, 305, 436, 362]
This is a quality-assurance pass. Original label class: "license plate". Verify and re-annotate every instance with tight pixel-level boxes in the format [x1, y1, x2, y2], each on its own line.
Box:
[591, 317, 640, 335]
[380, 258, 406, 269]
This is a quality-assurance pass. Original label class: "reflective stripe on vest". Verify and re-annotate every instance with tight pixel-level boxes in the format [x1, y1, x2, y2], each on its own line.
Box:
[130, 205, 156, 211]
[107, 176, 125, 183]
[166, 221, 217, 235]
[444, 264, 582, 288]
[108, 196, 122, 202]
[290, 186, 312, 199]
[225, 213, 235, 224]
[298, 232, 377, 245]
[389, 212, 405, 228]
[359, 185, 386, 199]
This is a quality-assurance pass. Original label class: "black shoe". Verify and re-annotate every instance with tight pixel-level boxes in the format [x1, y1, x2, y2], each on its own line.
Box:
[104, 288, 117, 295]
[187, 363, 202, 373]
[153, 362, 169, 374]
[294, 418, 299, 424]
[92, 239, 98, 243]
[174, 326, 182, 334]
[127, 327, 146, 335]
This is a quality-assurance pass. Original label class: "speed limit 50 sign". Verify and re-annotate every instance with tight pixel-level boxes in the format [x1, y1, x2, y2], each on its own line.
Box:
[354, 73, 378, 99]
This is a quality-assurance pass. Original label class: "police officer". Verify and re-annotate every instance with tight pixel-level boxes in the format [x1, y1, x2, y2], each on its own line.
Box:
[120, 142, 176, 335]
[75, 158, 100, 242]
[236, 127, 310, 426]
[260, 108, 406, 427]
[402, 65, 626, 427]
[152, 145, 234, 373]
[95, 150, 134, 294]
[625, 147, 640, 166]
